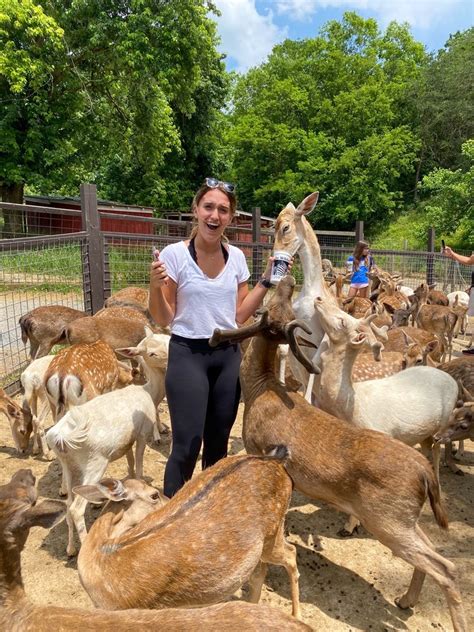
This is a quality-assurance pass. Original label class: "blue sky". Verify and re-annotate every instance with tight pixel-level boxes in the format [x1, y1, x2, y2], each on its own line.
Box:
[212, 0, 473, 72]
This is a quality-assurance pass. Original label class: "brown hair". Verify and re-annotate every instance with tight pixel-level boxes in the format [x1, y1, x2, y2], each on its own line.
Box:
[189, 181, 237, 241]
[352, 241, 370, 270]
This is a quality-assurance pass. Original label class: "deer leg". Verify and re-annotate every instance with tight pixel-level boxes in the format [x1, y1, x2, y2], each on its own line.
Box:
[444, 442, 463, 476]
[126, 448, 135, 478]
[62, 467, 77, 557]
[152, 409, 162, 444]
[262, 524, 301, 619]
[431, 441, 441, 487]
[304, 373, 315, 403]
[135, 433, 147, 479]
[69, 461, 109, 554]
[380, 525, 466, 632]
[339, 514, 360, 536]
[247, 561, 268, 604]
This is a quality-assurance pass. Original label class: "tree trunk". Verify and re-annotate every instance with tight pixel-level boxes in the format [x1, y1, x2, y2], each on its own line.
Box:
[0, 182, 25, 237]
[413, 147, 424, 203]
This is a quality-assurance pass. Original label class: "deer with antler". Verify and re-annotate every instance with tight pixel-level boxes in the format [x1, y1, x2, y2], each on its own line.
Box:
[210, 275, 467, 632]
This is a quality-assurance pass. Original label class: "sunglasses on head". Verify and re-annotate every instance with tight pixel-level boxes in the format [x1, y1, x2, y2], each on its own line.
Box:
[205, 177, 236, 193]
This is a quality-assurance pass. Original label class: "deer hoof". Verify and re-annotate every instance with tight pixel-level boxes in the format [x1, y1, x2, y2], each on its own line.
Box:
[337, 527, 357, 538]
[395, 595, 414, 610]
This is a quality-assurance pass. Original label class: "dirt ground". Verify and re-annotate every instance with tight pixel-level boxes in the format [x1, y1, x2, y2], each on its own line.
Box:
[0, 367, 473, 630]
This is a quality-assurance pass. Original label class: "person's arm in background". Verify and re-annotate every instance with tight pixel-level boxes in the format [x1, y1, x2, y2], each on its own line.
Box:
[444, 246, 474, 265]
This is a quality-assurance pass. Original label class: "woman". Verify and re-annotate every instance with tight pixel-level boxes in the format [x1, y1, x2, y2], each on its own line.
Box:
[443, 245, 474, 355]
[346, 241, 374, 298]
[149, 178, 274, 497]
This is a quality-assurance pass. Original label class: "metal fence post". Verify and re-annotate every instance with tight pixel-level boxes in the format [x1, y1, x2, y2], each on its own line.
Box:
[81, 183, 106, 313]
[252, 207, 262, 286]
[355, 220, 364, 243]
[426, 226, 435, 287]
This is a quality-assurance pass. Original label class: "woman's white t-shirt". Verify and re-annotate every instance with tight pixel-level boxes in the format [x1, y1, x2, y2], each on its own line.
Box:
[160, 241, 250, 338]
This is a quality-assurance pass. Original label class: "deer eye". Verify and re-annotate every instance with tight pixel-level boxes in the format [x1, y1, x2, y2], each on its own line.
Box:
[460, 422, 470, 430]
[150, 492, 161, 500]
[282, 224, 290, 233]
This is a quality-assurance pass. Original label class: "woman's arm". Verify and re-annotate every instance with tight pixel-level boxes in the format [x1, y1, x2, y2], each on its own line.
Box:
[444, 247, 474, 265]
[148, 260, 177, 327]
[235, 256, 274, 326]
[235, 280, 270, 326]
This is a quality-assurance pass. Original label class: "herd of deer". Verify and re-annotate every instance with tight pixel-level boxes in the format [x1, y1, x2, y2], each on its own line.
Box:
[0, 191, 472, 631]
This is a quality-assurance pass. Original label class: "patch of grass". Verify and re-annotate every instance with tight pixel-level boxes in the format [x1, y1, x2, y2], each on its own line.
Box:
[369, 211, 427, 251]
[0, 244, 83, 278]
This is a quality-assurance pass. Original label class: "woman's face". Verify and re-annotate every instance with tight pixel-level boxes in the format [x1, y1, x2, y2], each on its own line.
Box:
[194, 189, 233, 242]
[363, 246, 370, 256]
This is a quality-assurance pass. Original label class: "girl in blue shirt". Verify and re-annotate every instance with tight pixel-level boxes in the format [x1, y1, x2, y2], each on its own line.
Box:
[346, 241, 374, 298]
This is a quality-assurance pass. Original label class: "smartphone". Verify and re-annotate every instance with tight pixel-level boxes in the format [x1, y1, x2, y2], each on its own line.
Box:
[152, 246, 160, 261]
[441, 239, 446, 253]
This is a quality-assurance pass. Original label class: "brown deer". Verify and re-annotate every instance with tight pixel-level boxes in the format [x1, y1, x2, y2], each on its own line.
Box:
[0, 472, 311, 631]
[18, 305, 86, 359]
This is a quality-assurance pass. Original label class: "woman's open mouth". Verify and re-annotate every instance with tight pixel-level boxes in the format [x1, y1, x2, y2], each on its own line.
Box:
[206, 223, 219, 231]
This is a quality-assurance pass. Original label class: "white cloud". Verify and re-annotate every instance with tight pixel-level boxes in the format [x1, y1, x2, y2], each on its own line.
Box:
[273, 0, 465, 29]
[212, 0, 468, 72]
[213, 0, 287, 73]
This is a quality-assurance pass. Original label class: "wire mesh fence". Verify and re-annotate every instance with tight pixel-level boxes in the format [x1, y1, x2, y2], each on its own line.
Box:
[1, 184, 472, 394]
[0, 234, 88, 392]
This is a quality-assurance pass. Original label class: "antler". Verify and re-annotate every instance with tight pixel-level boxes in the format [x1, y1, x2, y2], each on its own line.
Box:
[285, 320, 320, 374]
[209, 310, 269, 348]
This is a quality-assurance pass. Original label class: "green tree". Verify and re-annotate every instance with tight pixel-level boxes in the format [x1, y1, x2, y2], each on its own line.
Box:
[1, 0, 229, 230]
[46, 0, 229, 208]
[226, 12, 427, 227]
[412, 27, 474, 190]
[0, 0, 81, 232]
[418, 140, 474, 249]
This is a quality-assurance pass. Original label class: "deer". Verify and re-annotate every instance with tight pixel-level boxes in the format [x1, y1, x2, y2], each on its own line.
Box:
[313, 293, 458, 486]
[0, 471, 311, 631]
[45, 329, 170, 556]
[210, 275, 467, 632]
[43, 340, 134, 421]
[352, 334, 425, 382]
[0, 389, 33, 456]
[18, 305, 86, 359]
[72, 450, 301, 616]
[20, 355, 55, 457]
[104, 286, 149, 310]
[270, 191, 340, 401]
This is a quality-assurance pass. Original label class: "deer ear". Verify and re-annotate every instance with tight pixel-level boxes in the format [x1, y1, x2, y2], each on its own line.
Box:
[295, 192, 319, 217]
[23, 500, 66, 529]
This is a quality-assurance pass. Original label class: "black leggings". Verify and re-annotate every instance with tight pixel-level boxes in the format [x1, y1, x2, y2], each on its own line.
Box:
[164, 335, 241, 498]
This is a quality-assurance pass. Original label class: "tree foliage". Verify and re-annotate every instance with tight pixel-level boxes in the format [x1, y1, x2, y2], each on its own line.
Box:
[0, 4, 471, 244]
[1, 0, 229, 212]
[226, 12, 427, 227]
[0, 0, 81, 195]
[412, 28, 474, 175]
[418, 140, 474, 247]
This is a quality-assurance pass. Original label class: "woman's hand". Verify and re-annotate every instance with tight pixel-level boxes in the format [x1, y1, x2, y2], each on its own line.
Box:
[150, 256, 169, 290]
[443, 246, 454, 259]
[262, 255, 295, 281]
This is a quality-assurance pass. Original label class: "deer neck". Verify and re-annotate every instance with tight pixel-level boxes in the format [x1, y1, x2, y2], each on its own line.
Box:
[142, 366, 165, 403]
[240, 337, 279, 404]
[318, 342, 357, 417]
[0, 541, 26, 608]
[297, 218, 326, 298]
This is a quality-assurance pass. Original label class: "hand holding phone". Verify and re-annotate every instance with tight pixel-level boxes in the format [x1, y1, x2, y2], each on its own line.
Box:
[151, 246, 168, 286]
